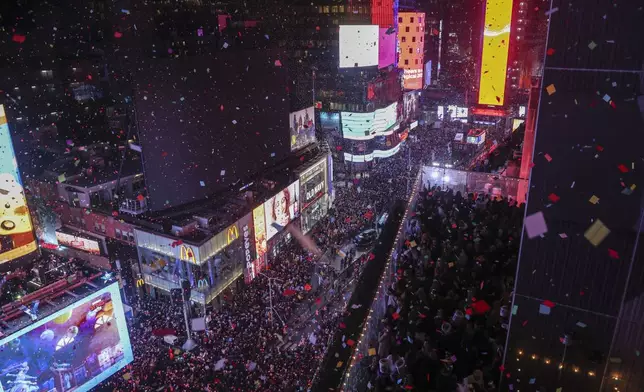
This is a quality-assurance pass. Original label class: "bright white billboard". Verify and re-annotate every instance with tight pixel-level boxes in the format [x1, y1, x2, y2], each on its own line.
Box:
[341, 102, 398, 140]
[264, 181, 300, 240]
[289, 106, 316, 151]
[339, 25, 379, 68]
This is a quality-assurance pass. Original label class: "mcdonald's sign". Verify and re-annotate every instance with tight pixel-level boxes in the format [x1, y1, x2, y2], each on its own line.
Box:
[226, 224, 239, 245]
[136, 278, 145, 288]
[197, 278, 209, 288]
[179, 245, 197, 263]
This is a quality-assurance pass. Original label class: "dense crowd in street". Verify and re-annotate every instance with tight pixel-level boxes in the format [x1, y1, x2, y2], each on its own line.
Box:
[360, 185, 524, 391]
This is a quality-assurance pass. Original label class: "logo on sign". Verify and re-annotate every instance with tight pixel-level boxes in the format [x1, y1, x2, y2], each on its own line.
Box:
[179, 245, 196, 263]
[306, 182, 324, 201]
[227, 225, 239, 244]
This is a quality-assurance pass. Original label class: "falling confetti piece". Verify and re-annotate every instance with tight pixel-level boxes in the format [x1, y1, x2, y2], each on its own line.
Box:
[544, 6, 559, 15]
[12, 34, 26, 43]
[512, 305, 518, 315]
[576, 321, 587, 328]
[546, 48, 556, 55]
[114, 31, 123, 38]
[546, 84, 556, 95]
[58, 174, 66, 183]
[539, 304, 551, 315]
[548, 193, 560, 203]
[589, 195, 600, 204]
[543, 300, 555, 308]
[603, 94, 611, 102]
[588, 41, 597, 50]
[584, 219, 610, 247]
[559, 233, 568, 238]
[368, 348, 376, 356]
[525, 211, 548, 239]
[200, 181, 205, 187]
[220, 170, 226, 176]
[608, 249, 619, 259]
[544, 153, 553, 162]
[274, 60, 282, 67]
[617, 164, 629, 173]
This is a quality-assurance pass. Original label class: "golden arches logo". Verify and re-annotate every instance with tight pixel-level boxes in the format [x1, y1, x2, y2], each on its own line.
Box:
[227, 225, 239, 244]
[136, 279, 145, 288]
[179, 245, 197, 263]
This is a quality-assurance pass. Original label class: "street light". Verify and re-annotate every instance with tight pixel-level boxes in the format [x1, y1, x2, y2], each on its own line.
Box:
[257, 272, 286, 327]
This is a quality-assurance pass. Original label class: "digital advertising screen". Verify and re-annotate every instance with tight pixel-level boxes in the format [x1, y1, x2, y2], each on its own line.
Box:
[55, 231, 101, 255]
[134, 50, 291, 211]
[478, 0, 513, 106]
[339, 25, 379, 68]
[299, 158, 328, 210]
[252, 204, 267, 262]
[0, 282, 133, 392]
[398, 12, 425, 90]
[403, 91, 420, 121]
[343, 143, 403, 162]
[289, 106, 317, 151]
[341, 102, 398, 140]
[301, 195, 329, 234]
[264, 181, 299, 240]
[319, 112, 340, 132]
[424, 61, 432, 87]
[378, 28, 396, 69]
[0, 104, 38, 264]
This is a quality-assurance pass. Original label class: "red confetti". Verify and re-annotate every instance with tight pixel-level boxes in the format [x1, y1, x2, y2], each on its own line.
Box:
[161, 151, 168, 157]
[546, 48, 556, 56]
[522, 320, 528, 326]
[618, 164, 629, 173]
[346, 339, 355, 347]
[220, 105, 224, 111]
[304, 283, 312, 291]
[596, 145, 604, 152]
[608, 249, 619, 259]
[542, 300, 556, 308]
[12, 34, 26, 44]
[114, 31, 123, 38]
[392, 312, 400, 320]
[339, 322, 346, 329]
[274, 60, 282, 67]
[548, 193, 560, 203]
[472, 300, 491, 314]
[580, 291, 585, 296]
[111, 211, 118, 217]
[136, 194, 145, 201]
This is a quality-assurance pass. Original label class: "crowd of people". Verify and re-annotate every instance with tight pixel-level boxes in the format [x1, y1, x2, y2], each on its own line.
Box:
[95, 118, 524, 392]
[358, 185, 524, 391]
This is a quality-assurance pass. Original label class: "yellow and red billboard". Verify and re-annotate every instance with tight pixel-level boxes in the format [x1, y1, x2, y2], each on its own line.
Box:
[0, 104, 38, 263]
[478, 0, 513, 106]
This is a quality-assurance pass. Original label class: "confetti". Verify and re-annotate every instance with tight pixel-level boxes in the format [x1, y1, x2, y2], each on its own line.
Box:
[588, 41, 597, 50]
[544, 153, 553, 162]
[114, 31, 123, 38]
[617, 164, 629, 173]
[548, 193, 560, 203]
[576, 322, 587, 328]
[608, 249, 619, 259]
[368, 348, 376, 356]
[589, 195, 600, 204]
[546, 84, 556, 95]
[12, 34, 27, 44]
[525, 211, 548, 239]
[539, 304, 551, 315]
[559, 233, 568, 238]
[546, 48, 556, 56]
[584, 219, 610, 247]
[274, 60, 282, 67]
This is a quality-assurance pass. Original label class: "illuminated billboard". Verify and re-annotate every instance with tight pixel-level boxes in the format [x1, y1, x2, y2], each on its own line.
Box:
[299, 158, 328, 210]
[478, 0, 513, 106]
[398, 12, 425, 90]
[339, 25, 379, 68]
[424, 61, 432, 87]
[252, 204, 267, 261]
[56, 231, 101, 255]
[341, 102, 398, 140]
[239, 212, 263, 284]
[0, 104, 38, 263]
[378, 28, 396, 69]
[0, 282, 133, 392]
[343, 143, 403, 162]
[264, 181, 300, 240]
[289, 106, 316, 151]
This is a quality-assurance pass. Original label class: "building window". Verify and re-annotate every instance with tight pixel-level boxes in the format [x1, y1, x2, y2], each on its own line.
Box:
[339, 5, 344, 12]
[420, 37, 423, 42]
[416, 26, 420, 32]
[415, 59, 419, 64]
[412, 37, 416, 42]
[410, 17, 414, 22]
[398, 17, 403, 22]
[408, 48, 413, 54]
[419, 17, 422, 24]
[323, 6, 329, 13]
[331, 5, 338, 12]
[402, 36, 406, 43]
[404, 59, 409, 65]
[405, 27, 410, 32]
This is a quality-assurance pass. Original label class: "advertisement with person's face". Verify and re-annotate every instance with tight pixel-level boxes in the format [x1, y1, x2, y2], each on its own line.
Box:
[0, 105, 38, 263]
[300, 159, 328, 210]
[289, 106, 317, 151]
[264, 181, 299, 240]
[252, 204, 267, 260]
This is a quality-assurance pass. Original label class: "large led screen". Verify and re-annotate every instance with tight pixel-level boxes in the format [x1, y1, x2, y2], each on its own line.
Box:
[378, 28, 396, 69]
[339, 25, 379, 68]
[264, 181, 300, 240]
[56, 231, 101, 255]
[134, 50, 290, 211]
[424, 61, 432, 87]
[478, 0, 513, 106]
[289, 106, 316, 151]
[0, 282, 133, 392]
[299, 158, 328, 210]
[341, 102, 398, 140]
[0, 104, 38, 263]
